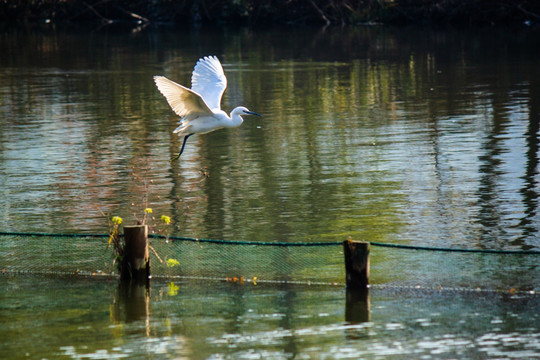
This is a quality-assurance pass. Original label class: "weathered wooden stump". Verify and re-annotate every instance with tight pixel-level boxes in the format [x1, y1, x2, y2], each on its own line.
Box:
[343, 239, 370, 289]
[121, 225, 150, 284]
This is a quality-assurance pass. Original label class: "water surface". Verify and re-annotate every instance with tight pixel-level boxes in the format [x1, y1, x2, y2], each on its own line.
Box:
[1, 26, 539, 253]
[1, 275, 538, 359]
[0, 25, 539, 358]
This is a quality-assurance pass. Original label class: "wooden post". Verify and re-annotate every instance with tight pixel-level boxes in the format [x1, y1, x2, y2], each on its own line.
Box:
[343, 239, 370, 289]
[121, 225, 150, 283]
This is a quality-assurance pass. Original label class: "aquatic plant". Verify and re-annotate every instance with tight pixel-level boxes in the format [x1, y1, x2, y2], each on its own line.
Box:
[105, 207, 178, 273]
[106, 215, 124, 271]
[166, 258, 180, 267]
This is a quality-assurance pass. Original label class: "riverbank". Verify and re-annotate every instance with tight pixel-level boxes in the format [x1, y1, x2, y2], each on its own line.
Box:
[1, 0, 539, 27]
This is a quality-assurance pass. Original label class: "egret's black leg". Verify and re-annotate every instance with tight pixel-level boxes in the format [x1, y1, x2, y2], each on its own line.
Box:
[171, 133, 194, 161]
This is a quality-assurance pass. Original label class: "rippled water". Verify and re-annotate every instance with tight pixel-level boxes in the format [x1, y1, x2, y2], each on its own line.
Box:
[1, 26, 539, 251]
[1, 276, 539, 359]
[0, 25, 539, 358]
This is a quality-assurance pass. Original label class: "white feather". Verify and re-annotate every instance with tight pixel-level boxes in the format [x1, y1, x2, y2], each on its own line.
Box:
[191, 56, 227, 110]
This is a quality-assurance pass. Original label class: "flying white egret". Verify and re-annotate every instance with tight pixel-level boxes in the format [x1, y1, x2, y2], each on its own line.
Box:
[154, 56, 261, 160]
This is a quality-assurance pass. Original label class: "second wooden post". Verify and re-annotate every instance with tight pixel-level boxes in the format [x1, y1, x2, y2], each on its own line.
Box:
[343, 239, 370, 289]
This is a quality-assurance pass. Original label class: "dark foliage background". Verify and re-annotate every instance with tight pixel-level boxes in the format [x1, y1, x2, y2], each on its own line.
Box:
[0, 0, 539, 27]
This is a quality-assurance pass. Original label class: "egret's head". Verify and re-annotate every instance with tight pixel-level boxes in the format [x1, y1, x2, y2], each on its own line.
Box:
[234, 106, 261, 117]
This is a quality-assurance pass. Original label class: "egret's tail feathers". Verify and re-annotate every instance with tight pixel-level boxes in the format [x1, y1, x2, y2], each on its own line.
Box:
[173, 122, 190, 134]
[172, 126, 183, 134]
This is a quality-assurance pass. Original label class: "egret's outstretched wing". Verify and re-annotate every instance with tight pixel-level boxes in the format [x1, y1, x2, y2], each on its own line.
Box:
[191, 56, 227, 110]
[153, 76, 213, 120]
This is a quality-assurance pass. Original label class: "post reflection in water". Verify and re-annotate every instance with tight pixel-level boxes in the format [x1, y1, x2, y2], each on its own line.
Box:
[112, 282, 151, 336]
[345, 288, 371, 324]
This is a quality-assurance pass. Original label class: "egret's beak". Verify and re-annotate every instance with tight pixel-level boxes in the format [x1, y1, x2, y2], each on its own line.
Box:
[245, 111, 261, 117]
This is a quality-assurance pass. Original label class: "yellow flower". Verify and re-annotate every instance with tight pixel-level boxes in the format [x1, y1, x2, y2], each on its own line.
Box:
[167, 258, 180, 267]
[144, 208, 153, 214]
[111, 216, 123, 225]
[161, 215, 171, 225]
